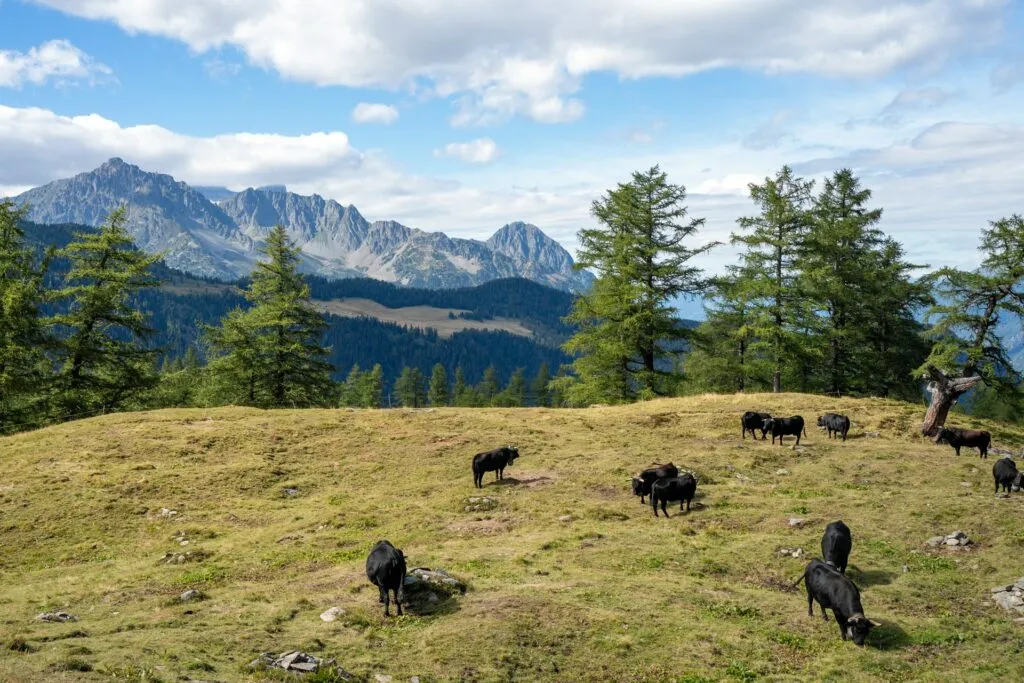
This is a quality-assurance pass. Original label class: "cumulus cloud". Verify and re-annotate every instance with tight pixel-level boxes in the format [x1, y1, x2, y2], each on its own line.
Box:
[433, 138, 501, 164]
[0, 39, 113, 88]
[351, 102, 400, 125]
[31, 0, 1009, 123]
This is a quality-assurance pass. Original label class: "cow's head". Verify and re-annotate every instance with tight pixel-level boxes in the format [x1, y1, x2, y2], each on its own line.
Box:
[506, 445, 520, 463]
[630, 477, 644, 497]
[846, 614, 879, 647]
[1013, 472, 1024, 492]
[762, 417, 776, 432]
[816, 415, 826, 427]
[934, 428, 952, 445]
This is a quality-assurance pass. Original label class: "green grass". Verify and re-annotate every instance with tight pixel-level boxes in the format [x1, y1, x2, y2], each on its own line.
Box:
[1, 393, 1023, 681]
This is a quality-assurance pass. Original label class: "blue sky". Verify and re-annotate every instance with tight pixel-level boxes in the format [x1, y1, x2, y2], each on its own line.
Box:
[2, 0, 1024, 298]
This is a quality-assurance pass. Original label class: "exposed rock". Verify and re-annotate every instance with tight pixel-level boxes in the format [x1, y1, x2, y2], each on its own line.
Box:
[36, 612, 76, 623]
[864, 432, 880, 438]
[926, 531, 972, 549]
[320, 607, 346, 622]
[158, 550, 210, 565]
[776, 547, 805, 559]
[991, 580, 1024, 615]
[283, 488, 299, 496]
[159, 507, 178, 518]
[558, 515, 573, 522]
[402, 568, 467, 610]
[376, 675, 394, 683]
[180, 590, 202, 603]
[961, 482, 972, 488]
[249, 650, 342, 675]
[735, 473, 752, 483]
[775, 469, 790, 476]
[463, 496, 497, 512]
[788, 518, 807, 529]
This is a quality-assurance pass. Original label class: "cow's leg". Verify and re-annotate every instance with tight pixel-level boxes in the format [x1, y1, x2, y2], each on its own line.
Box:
[795, 432, 801, 445]
[382, 589, 390, 617]
[378, 585, 386, 604]
[652, 497, 659, 517]
[822, 603, 830, 621]
[680, 499, 685, 511]
[836, 614, 847, 638]
[807, 591, 814, 617]
[955, 446, 961, 456]
[661, 500, 669, 518]
[685, 497, 691, 512]
[394, 588, 403, 616]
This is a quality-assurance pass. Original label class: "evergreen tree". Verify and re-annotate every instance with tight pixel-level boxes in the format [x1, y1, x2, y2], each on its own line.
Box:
[562, 166, 716, 404]
[917, 214, 1024, 434]
[478, 365, 500, 404]
[0, 200, 53, 432]
[365, 363, 384, 408]
[394, 366, 426, 407]
[492, 367, 526, 407]
[531, 362, 551, 407]
[182, 346, 200, 371]
[453, 366, 468, 403]
[204, 225, 334, 408]
[49, 206, 162, 418]
[731, 165, 815, 393]
[341, 364, 363, 407]
[428, 363, 450, 406]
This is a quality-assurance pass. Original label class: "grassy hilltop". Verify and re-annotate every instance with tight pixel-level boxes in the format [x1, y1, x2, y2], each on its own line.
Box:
[2, 394, 1024, 682]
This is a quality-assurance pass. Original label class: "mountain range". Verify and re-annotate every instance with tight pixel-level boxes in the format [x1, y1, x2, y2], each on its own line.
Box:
[11, 158, 594, 292]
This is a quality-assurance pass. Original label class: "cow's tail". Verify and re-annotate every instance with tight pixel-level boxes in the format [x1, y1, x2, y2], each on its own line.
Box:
[791, 573, 806, 588]
[803, 425, 808, 437]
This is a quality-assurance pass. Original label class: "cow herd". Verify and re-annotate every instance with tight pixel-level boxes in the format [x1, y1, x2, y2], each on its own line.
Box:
[359, 407, 1016, 651]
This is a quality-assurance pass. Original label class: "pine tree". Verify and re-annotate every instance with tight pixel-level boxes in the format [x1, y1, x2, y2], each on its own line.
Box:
[0, 199, 53, 432]
[341, 364, 363, 407]
[453, 366, 468, 403]
[365, 363, 383, 408]
[428, 363, 450, 406]
[182, 346, 200, 371]
[917, 214, 1024, 434]
[505, 368, 526, 406]
[50, 206, 162, 419]
[731, 166, 815, 393]
[204, 225, 334, 408]
[562, 166, 716, 404]
[531, 362, 551, 407]
[394, 366, 426, 407]
[478, 365, 499, 404]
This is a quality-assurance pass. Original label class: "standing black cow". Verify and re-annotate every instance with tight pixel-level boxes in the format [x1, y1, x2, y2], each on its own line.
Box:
[993, 457, 1022, 494]
[472, 446, 520, 488]
[741, 411, 771, 440]
[763, 416, 807, 446]
[817, 413, 851, 442]
[793, 559, 879, 646]
[821, 520, 852, 574]
[651, 473, 697, 518]
[366, 540, 406, 617]
[935, 427, 991, 459]
[630, 462, 679, 503]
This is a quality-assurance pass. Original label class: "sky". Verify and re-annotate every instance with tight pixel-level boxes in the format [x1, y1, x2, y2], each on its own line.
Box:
[2, 0, 1024, 307]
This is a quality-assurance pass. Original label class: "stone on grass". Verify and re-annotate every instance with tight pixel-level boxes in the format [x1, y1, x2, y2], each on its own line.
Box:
[463, 496, 497, 512]
[180, 589, 202, 603]
[926, 531, 972, 549]
[249, 650, 342, 675]
[558, 515, 573, 522]
[776, 469, 790, 476]
[776, 547, 805, 559]
[376, 675, 394, 683]
[788, 518, 806, 529]
[991, 580, 1024, 615]
[320, 607, 346, 622]
[36, 612, 76, 623]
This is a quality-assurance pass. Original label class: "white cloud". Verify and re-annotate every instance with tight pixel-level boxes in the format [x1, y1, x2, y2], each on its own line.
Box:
[203, 57, 242, 82]
[433, 138, 501, 164]
[351, 102, 400, 125]
[31, 0, 1010, 123]
[0, 39, 113, 88]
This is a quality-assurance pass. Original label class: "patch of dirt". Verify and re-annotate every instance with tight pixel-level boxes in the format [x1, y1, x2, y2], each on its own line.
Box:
[446, 519, 510, 536]
[749, 574, 800, 593]
[587, 484, 622, 499]
[502, 470, 557, 488]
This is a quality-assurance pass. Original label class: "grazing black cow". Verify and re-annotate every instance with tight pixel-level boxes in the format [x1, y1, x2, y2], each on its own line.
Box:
[630, 462, 679, 504]
[821, 521, 852, 574]
[934, 427, 991, 459]
[472, 446, 520, 488]
[793, 559, 879, 646]
[741, 411, 771, 440]
[651, 473, 697, 518]
[366, 540, 406, 617]
[817, 413, 851, 442]
[993, 457, 1022, 494]
[763, 416, 807, 446]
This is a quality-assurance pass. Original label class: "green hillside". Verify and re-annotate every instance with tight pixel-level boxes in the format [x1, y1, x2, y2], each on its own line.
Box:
[2, 394, 1023, 682]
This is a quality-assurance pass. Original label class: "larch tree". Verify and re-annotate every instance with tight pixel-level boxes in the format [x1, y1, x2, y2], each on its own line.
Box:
[917, 214, 1024, 435]
[204, 225, 334, 408]
[731, 165, 815, 393]
[49, 206, 162, 419]
[561, 166, 716, 404]
[428, 363, 450, 406]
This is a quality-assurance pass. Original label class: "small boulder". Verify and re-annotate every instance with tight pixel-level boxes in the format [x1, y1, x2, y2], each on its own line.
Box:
[376, 675, 394, 683]
[788, 518, 806, 529]
[558, 515, 573, 522]
[320, 607, 346, 622]
[283, 488, 299, 497]
[775, 469, 790, 476]
[36, 612, 76, 623]
[180, 589, 202, 603]
[776, 547, 805, 559]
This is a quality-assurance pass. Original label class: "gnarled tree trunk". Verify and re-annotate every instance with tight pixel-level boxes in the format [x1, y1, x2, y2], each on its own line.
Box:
[920, 364, 982, 437]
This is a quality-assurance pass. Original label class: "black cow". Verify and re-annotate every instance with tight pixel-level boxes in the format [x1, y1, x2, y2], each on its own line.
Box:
[993, 457, 1022, 494]
[472, 446, 520, 488]
[794, 559, 879, 646]
[741, 411, 771, 440]
[366, 540, 406, 617]
[630, 462, 679, 504]
[934, 427, 991, 459]
[763, 416, 807, 446]
[817, 413, 851, 442]
[821, 520, 852, 574]
[651, 473, 697, 518]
